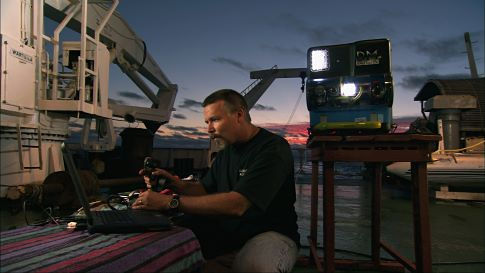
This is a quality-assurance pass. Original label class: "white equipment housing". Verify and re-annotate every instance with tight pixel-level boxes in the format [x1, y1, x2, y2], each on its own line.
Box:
[0, 0, 177, 197]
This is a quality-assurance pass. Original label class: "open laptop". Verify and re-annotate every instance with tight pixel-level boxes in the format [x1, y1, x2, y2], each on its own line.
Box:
[61, 143, 172, 233]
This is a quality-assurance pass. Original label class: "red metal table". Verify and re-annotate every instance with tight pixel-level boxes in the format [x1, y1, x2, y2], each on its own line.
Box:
[306, 134, 440, 273]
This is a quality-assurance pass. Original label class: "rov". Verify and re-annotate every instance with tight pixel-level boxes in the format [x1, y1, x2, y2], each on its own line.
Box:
[306, 39, 393, 134]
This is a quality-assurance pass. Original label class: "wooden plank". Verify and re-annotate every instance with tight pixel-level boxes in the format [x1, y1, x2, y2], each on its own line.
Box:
[345, 135, 376, 142]
[301, 257, 406, 272]
[408, 134, 442, 141]
[374, 134, 413, 142]
[334, 259, 405, 272]
[435, 186, 485, 201]
[309, 134, 441, 145]
[307, 136, 342, 147]
[322, 149, 430, 162]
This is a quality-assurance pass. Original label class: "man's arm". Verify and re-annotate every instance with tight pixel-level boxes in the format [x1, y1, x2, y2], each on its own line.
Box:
[170, 179, 207, 196]
[132, 190, 251, 217]
[179, 191, 251, 216]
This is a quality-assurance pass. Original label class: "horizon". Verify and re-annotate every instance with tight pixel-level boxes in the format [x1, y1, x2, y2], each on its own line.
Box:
[68, 116, 419, 148]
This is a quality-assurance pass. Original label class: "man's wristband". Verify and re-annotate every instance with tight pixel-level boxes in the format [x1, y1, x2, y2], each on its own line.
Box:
[168, 194, 180, 212]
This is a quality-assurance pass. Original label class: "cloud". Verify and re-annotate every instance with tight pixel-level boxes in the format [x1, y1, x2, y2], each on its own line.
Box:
[165, 125, 207, 137]
[399, 73, 471, 90]
[260, 44, 306, 57]
[393, 64, 435, 74]
[189, 131, 208, 137]
[265, 127, 286, 136]
[212, 57, 260, 72]
[172, 113, 187, 120]
[252, 104, 276, 111]
[153, 133, 209, 149]
[260, 122, 310, 146]
[166, 125, 199, 133]
[401, 32, 482, 64]
[268, 13, 394, 44]
[118, 91, 148, 101]
[178, 98, 203, 112]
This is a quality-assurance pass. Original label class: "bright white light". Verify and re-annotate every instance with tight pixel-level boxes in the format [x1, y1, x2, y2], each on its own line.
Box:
[310, 49, 329, 72]
[341, 83, 357, 96]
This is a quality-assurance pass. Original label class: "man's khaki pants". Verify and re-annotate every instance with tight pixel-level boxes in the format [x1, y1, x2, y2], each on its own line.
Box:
[203, 231, 298, 272]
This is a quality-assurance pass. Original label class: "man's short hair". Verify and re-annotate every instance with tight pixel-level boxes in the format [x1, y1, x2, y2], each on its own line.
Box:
[203, 89, 251, 121]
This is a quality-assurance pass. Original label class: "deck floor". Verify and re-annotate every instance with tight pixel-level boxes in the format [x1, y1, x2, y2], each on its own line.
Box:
[293, 171, 485, 273]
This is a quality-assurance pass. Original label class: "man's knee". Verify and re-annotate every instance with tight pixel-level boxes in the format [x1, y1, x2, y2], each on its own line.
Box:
[231, 231, 298, 272]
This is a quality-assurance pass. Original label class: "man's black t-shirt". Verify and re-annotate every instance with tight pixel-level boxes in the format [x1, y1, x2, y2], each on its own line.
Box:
[201, 128, 300, 248]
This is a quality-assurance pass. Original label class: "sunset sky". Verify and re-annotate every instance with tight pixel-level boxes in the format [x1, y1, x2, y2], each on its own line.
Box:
[72, 0, 484, 147]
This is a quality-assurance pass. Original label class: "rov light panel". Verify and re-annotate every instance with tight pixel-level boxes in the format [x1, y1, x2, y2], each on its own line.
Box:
[341, 83, 357, 96]
[310, 49, 329, 72]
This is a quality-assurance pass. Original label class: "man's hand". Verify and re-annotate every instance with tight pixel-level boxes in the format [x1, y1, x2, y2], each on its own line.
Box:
[139, 168, 181, 190]
[138, 167, 208, 196]
[131, 190, 170, 211]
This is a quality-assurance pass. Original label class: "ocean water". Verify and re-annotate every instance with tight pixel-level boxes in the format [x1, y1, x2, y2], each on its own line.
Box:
[292, 159, 485, 272]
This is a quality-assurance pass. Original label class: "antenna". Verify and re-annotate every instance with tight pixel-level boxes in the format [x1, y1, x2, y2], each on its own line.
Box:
[464, 32, 479, 78]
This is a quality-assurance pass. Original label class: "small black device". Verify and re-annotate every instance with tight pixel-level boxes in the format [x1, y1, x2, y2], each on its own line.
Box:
[143, 157, 171, 191]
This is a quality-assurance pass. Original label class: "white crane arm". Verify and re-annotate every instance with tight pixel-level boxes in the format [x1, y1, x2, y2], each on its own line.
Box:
[44, 0, 177, 127]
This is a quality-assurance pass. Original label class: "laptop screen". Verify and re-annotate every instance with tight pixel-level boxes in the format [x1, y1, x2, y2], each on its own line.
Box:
[61, 143, 94, 224]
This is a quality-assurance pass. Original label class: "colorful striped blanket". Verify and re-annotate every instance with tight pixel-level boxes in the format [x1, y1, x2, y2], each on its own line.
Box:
[0, 224, 204, 272]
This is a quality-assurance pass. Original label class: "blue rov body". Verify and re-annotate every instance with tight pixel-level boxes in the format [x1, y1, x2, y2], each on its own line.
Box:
[306, 39, 393, 133]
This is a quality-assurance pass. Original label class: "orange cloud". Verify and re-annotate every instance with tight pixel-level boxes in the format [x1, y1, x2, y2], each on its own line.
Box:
[258, 122, 310, 146]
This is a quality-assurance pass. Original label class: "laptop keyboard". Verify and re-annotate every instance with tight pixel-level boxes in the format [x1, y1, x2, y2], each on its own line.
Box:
[93, 210, 134, 224]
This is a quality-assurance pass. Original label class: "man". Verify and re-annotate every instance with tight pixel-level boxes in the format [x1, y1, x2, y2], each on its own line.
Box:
[133, 89, 300, 272]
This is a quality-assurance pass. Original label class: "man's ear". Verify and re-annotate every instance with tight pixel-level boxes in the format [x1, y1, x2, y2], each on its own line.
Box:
[235, 108, 244, 123]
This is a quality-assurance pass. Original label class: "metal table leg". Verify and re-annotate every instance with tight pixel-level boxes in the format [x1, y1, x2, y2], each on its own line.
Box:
[411, 162, 432, 272]
[323, 161, 335, 273]
[309, 160, 323, 272]
[372, 163, 383, 268]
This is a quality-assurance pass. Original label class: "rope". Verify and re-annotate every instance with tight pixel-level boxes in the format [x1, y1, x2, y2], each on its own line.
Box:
[437, 140, 485, 153]
[283, 91, 304, 130]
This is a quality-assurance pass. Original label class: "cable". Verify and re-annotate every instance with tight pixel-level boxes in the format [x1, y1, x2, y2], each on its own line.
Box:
[390, 123, 398, 133]
[283, 91, 304, 131]
[106, 195, 130, 210]
[281, 73, 306, 132]
[421, 101, 428, 120]
[23, 200, 49, 226]
[43, 207, 60, 225]
[432, 261, 485, 265]
[437, 140, 485, 153]
[140, 40, 147, 68]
